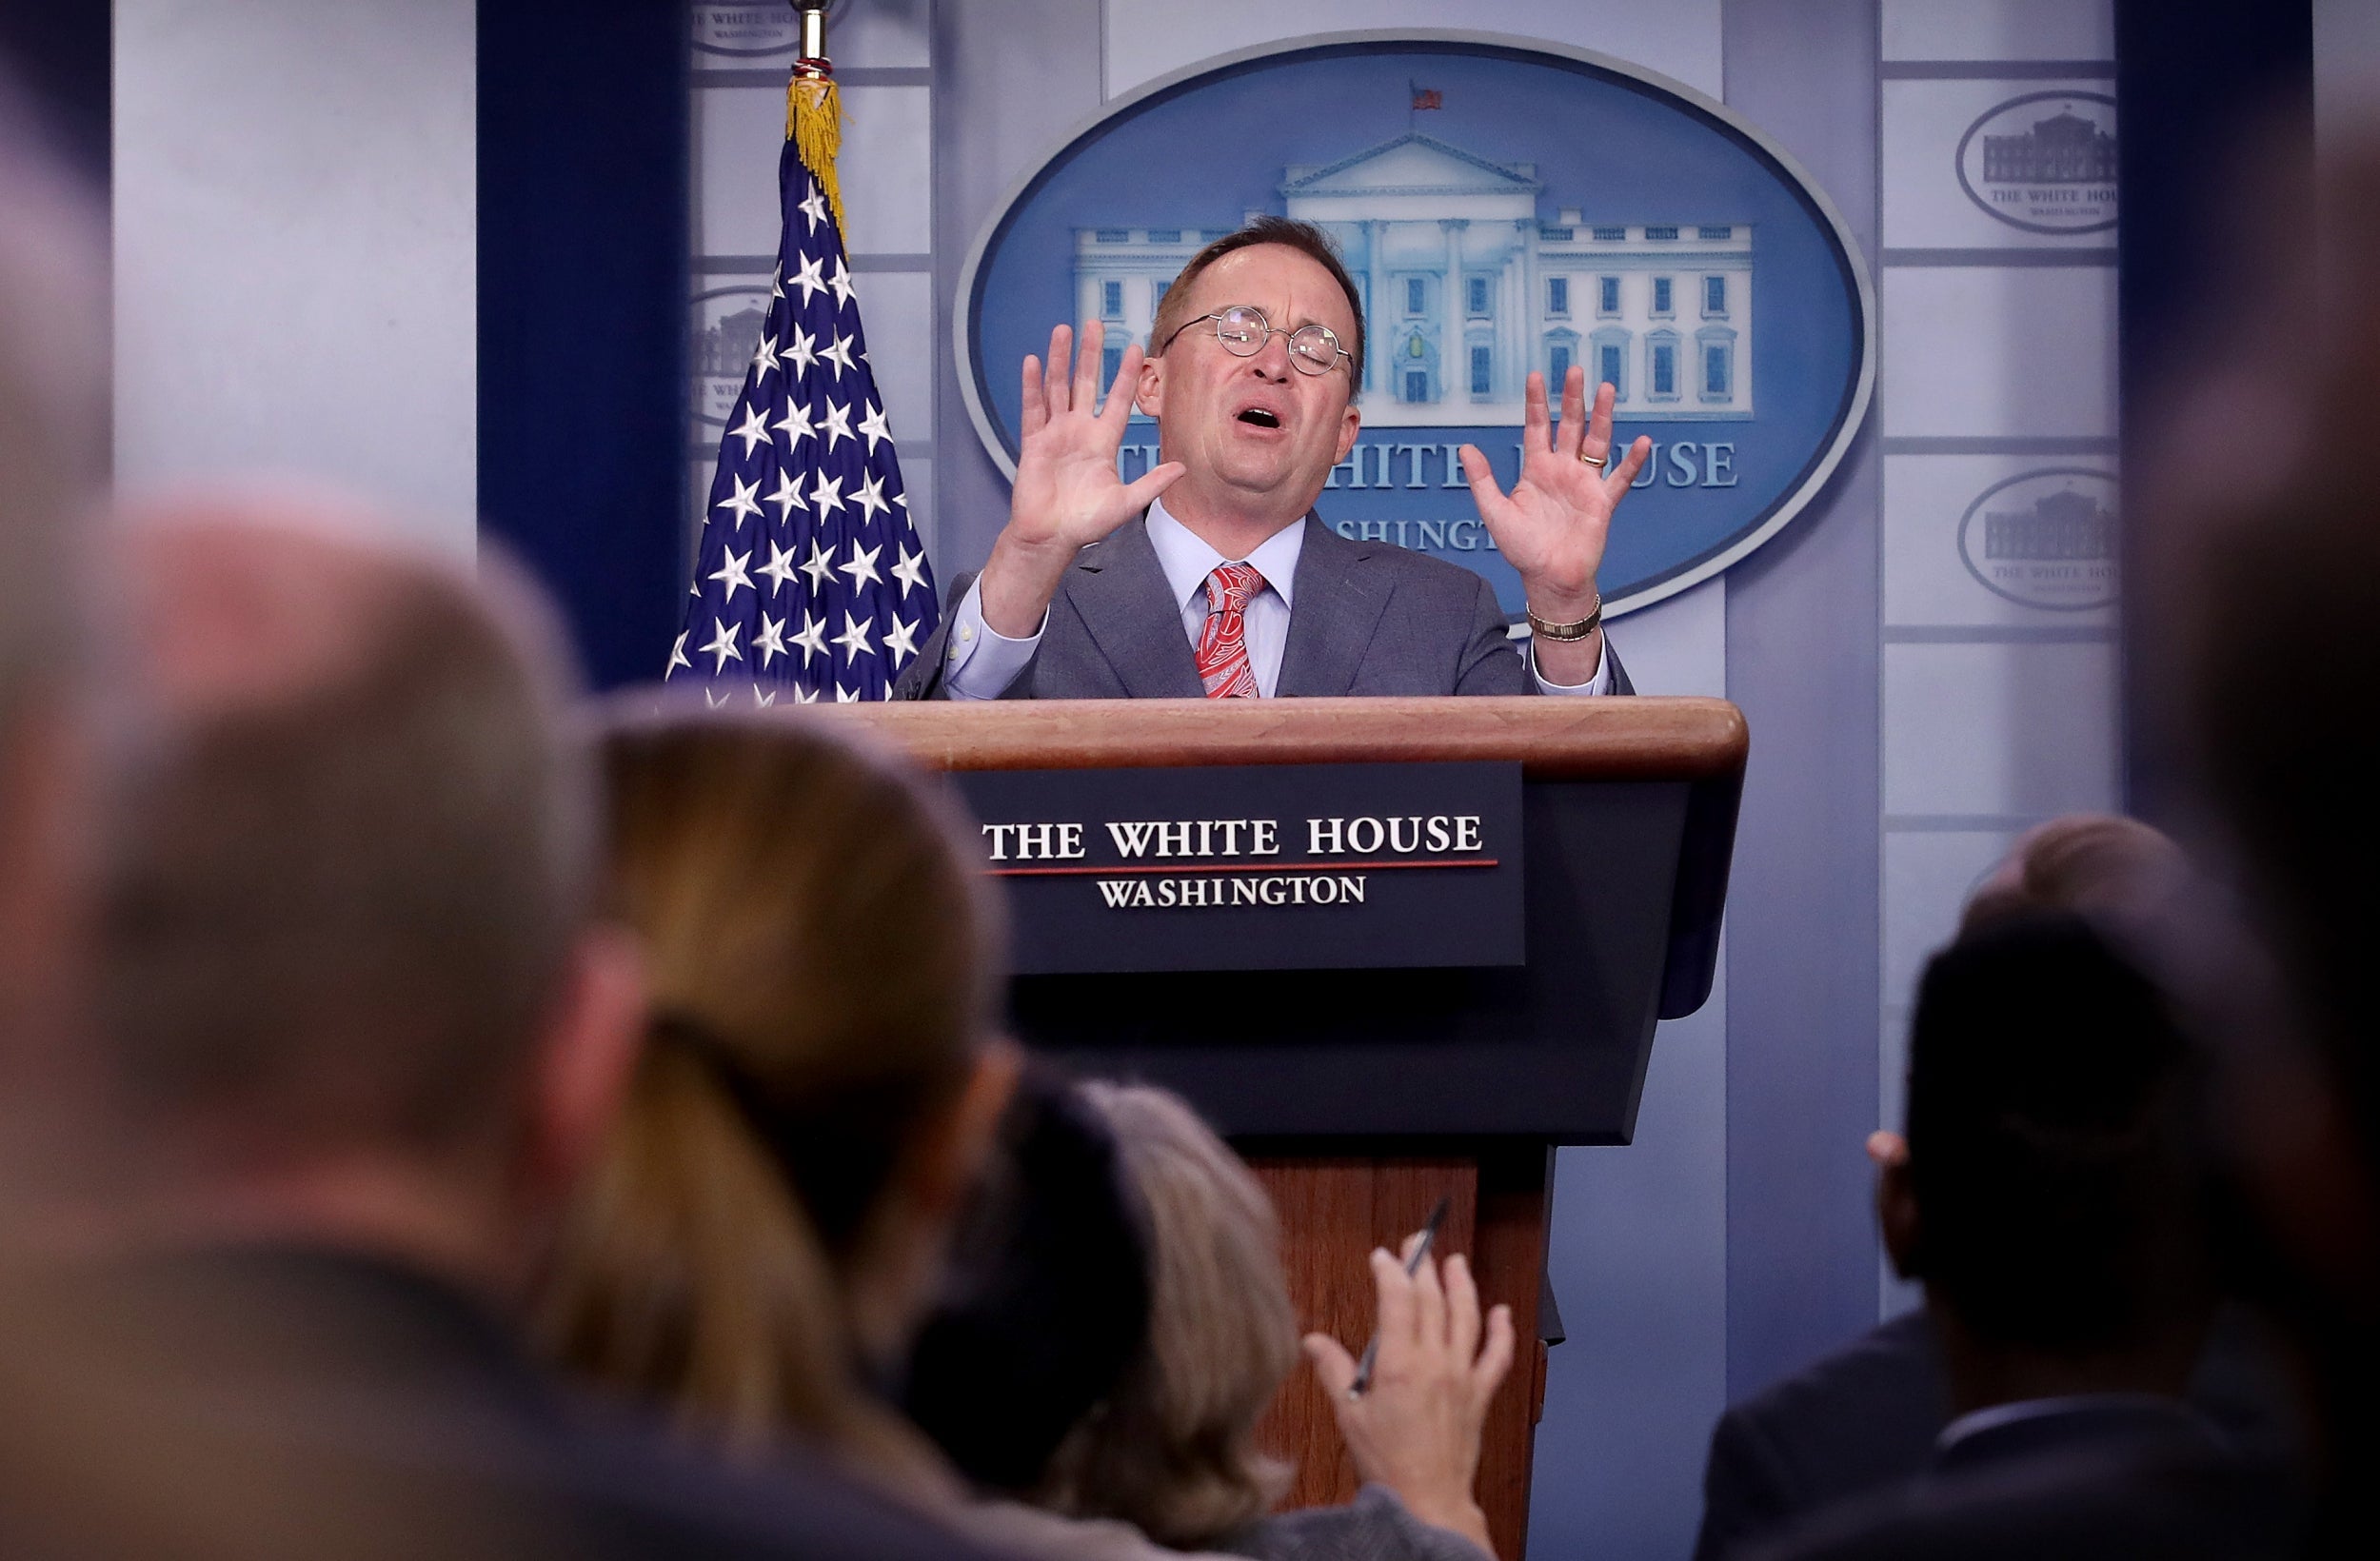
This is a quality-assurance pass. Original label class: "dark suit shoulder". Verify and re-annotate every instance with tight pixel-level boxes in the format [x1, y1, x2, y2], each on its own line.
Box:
[1696, 1313, 1947, 1561]
[1744, 1444, 2299, 1561]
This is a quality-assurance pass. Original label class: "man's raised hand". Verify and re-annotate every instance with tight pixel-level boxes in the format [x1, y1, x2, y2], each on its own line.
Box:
[1457, 367, 1649, 683]
[979, 320, 1185, 639]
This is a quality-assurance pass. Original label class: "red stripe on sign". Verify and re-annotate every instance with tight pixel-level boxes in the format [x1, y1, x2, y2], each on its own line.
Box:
[987, 858, 1498, 879]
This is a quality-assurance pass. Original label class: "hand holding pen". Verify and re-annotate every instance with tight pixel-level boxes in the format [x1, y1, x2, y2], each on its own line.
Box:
[1301, 1204, 1517, 1558]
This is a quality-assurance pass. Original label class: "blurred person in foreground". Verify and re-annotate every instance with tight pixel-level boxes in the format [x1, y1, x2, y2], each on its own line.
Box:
[0, 78, 279, 1561]
[535, 729, 1509, 1560]
[44, 508, 1002, 1561]
[2159, 131, 2380, 1560]
[1692, 814, 2299, 1558]
[902, 1066, 1157, 1511]
[0, 75, 105, 1174]
[1743, 915, 2288, 1561]
[534, 707, 1266, 1561]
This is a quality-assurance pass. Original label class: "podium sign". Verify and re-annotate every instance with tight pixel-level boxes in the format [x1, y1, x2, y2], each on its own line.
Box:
[955, 761, 1524, 975]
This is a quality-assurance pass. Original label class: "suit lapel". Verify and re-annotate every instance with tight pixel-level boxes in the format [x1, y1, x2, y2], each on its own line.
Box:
[1278, 515, 1392, 697]
[1064, 514, 1205, 698]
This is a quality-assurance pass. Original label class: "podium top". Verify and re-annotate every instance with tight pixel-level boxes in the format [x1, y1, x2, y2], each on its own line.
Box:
[811, 696, 1746, 783]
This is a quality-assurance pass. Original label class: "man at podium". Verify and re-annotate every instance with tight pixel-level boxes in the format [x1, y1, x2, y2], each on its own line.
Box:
[897, 217, 1653, 701]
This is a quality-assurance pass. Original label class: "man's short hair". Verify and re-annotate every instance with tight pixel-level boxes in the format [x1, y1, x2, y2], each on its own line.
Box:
[98, 524, 598, 1156]
[1904, 914, 2204, 1354]
[1149, 215, 1367, 387]
[1958, 813, 2185, 936]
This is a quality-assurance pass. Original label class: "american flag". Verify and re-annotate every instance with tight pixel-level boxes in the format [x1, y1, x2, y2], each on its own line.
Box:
[668, 113, 936, 703]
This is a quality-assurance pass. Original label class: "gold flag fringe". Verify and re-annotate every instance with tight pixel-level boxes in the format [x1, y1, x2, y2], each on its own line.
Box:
[786, 74, 849, 240]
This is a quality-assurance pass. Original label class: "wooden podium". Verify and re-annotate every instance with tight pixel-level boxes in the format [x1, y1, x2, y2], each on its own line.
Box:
[825, 697, 1746, 1560]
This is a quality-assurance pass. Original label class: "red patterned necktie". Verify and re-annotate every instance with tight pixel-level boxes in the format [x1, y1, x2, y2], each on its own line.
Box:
[1194, 562, 1266, 699]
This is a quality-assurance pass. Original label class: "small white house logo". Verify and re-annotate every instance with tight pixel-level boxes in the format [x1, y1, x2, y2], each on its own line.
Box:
[1955, 468, 2118, 610]
[1955, 91, 2117, 235]
[692, 286, 771, 426]
[691, 3, 807, 59]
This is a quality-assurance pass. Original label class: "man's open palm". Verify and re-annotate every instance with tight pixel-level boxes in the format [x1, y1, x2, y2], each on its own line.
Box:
[1458, 369, 1650, 610]
[1010, 320, 1184, 554]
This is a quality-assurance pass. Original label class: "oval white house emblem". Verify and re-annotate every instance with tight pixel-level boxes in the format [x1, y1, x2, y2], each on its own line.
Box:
[1955, 468, 2119, 611]
[956, 31, 1876, 619]
[1955, 91, 2118, 236]
[693, 5, 807, 59]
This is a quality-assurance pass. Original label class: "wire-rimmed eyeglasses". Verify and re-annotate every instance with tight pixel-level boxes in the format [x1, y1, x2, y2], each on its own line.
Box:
[1158, 304, 1352, 376]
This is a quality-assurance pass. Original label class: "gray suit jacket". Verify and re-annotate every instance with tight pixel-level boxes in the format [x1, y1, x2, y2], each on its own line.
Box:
[891, 513, 1633, 700]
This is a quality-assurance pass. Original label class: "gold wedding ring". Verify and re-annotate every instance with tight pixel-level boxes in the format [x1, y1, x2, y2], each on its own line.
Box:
[1578, 448, 1607, 468]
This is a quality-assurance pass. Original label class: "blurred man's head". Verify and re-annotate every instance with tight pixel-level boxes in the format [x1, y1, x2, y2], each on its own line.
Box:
[1881, 915, 2209, 1411]
[0, 86, 105, 1094]
[89, 507, 642, 1282]
[2167, 140, 2380, 1529]
[1960, 814, 2187, 938]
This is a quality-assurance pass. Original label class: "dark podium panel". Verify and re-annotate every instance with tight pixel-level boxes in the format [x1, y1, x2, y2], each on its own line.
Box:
[821, 697, 1746, 1561]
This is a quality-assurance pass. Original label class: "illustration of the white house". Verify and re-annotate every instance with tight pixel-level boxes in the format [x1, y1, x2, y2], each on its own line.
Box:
[1073, 132, 1753, 425]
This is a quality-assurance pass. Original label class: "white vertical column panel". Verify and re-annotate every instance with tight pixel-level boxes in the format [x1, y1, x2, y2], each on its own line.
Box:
[2315, 0, 2380, 151]
[113, 0, 479, 555]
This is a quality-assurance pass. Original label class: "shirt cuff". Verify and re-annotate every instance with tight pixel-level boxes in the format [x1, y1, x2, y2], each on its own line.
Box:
[1527, 635, 1612, 696]
[942, 577, 1045, 701]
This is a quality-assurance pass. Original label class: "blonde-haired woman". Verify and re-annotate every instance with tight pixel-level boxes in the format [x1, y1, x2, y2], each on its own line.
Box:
[536, 706, 1245, 1561]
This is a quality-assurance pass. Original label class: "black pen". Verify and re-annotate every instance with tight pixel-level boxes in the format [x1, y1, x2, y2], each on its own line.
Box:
[1347, 1195, 1451, 1398]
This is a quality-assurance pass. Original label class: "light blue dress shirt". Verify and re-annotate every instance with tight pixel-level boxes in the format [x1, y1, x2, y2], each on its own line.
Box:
[942, 498, 1611, 699]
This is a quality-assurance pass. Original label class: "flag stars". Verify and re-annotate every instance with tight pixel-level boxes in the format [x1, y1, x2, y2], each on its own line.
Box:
[857, 401, 892, 456]
[771, 398, 816, 450]
[852, 472, 891, 526]
[841, 540, 883, 591]
[821, 398, 854, 455]
[708, 545, 754, 603]
[809, 470, 847, 520]
[789, 611, 829, 665]
[700, 617, 744, 674]
[675, 155, 939, 699]
[832, 611, 877, 662]
[788, 254, 827, 306]
[758, 540, 801, 596]
[753, 611, 788, 668]
[799, 538, 836, 593]
[729, 403, 772, 458]
[764, 468, 804, 524]
[714, 473, 764, 530]
[782, 325, 819, 378]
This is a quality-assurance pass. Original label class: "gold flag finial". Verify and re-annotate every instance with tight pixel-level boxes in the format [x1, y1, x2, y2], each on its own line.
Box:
[785, 2, 847, 238]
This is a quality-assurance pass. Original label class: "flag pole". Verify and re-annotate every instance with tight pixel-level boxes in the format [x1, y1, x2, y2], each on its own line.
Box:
[793, 0, 828, 66]
[786, 0, 846, 239]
